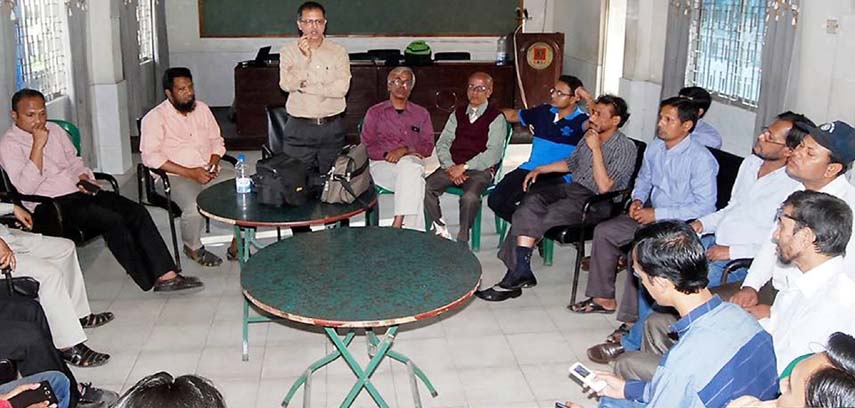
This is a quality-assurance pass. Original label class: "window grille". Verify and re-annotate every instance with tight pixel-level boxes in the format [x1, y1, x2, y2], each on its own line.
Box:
[13, 0, 69, 102]
[137, 0, 154, 63]
[685, 0, 767, 108]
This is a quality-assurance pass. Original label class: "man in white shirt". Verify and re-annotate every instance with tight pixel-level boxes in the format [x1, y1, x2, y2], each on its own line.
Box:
[689, 112, 805, 284]
[732, 120, 855, 307]
[757, 190, 855, 370]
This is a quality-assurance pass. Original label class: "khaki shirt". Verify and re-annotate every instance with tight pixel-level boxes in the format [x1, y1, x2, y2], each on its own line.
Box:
[279, 39, 351, 118]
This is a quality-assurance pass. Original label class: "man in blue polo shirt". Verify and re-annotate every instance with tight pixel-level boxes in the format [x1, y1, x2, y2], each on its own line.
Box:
[562, 221, 778, 408]
[488, 75, 590, 222]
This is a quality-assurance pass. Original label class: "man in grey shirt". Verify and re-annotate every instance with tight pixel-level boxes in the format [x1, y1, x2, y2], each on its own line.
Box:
[477, 95, 638, 302]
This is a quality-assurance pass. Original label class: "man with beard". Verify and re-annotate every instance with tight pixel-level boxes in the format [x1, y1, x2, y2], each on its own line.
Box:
[0, 88, 202, 293]
[476, 95, 637, 301]
[588, 112, 810, 371]
[278, 1, 351, 190]
[141, 67, 234, 266]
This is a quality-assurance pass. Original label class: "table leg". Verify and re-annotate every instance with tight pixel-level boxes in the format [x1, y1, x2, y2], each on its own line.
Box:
[238, 225, 271, 362]
[281, 331, 357, 407]
[331, 327, 396, 408]
[366, 330, 438, 400]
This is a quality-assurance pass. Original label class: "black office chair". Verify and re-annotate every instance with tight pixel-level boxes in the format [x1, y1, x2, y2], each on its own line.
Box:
[707, 146, 752, 283]
[135, 118, 238, 271]
[367, 49, 403, 64]
[348, 52, 372, 61]
[543, 139, 647, 305]
[434, 52, 471, 61]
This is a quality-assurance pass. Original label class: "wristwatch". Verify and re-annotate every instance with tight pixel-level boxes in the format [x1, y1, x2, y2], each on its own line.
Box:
[463, 163, 470, 170]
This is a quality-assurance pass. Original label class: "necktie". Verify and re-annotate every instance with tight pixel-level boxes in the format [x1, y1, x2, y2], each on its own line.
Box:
[469, 108, 478, 124]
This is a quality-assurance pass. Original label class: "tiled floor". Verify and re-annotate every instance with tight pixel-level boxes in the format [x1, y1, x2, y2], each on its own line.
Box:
[70, 148, 624, 408]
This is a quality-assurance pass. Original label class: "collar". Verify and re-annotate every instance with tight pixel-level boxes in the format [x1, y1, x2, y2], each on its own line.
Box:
[669, 295, 723, 335]
[468, 102, 488, 116]
[792, 256, 844, 297]
[380, 100, 410, 113]
[549, 105, 584, 122]
[815, 176, 851, 196]
[664, 134, 694, 154]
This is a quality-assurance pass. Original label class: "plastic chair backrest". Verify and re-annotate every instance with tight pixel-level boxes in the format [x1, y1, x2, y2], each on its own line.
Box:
[47, 119, 81, 156]
[492, 123, 514, 183]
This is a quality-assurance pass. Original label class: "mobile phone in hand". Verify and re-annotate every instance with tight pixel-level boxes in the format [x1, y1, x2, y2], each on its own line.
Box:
[568, 362, 607, 393]
[7, 381, 58, 408]
[76, 180, 100, 194]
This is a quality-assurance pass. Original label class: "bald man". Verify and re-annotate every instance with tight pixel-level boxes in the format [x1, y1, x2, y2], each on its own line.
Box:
[424, 72, 507, 244]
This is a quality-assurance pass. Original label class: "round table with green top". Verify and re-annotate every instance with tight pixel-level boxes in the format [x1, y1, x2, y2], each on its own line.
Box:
[196, 178, 378, 361]
[241, 227, 482, 408]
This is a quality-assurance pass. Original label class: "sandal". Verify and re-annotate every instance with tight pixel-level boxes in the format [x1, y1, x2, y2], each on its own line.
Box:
[568, 297, 616, 314]
[227, 246, 238, 261]
[79, 312, 115, 329]
[61, 343, 110, 368]
[606, 323, 633, 344]
[184, 246, 223, 267]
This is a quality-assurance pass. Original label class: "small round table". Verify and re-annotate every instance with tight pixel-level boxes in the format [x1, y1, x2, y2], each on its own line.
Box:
[196, 179, 378, 360]
[241, 227, 481, 408]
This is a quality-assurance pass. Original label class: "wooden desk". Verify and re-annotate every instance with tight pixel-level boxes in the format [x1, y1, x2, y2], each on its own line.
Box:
[234, 61, 516, 146]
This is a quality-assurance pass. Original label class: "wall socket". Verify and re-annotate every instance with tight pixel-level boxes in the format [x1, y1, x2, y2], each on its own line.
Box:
[827, 18, 840, 34]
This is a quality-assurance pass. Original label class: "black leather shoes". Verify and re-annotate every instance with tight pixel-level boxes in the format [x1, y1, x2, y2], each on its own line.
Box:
[498, 275, 538, 290]
[153, 275, 204, 293]
[587, 342, 625, 364]
[475, 286, 523, 301]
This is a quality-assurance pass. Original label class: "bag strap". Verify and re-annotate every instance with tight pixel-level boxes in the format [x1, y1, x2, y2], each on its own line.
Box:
[332, 175, 373, 210]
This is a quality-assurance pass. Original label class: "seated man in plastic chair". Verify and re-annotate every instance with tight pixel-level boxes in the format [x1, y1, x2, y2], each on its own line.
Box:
[424, 72, 507, 243]
[587, 112, 811, 364]
[141, 67, 236, 266]
[477, 95, 637, 302]
[361, 66, 434, 230]
[0, 89, 203, 294]
[488, 75, 591, 223]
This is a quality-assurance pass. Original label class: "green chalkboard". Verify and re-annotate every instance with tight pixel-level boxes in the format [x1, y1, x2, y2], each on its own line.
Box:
[199, 0, 522, 38]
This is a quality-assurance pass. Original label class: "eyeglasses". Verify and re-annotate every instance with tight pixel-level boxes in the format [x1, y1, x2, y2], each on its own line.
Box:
[298, 18, 326, 26]
[775, 207, 806, 227]
[759, 127, 787, 146]
[388, 78, 413, 88]
[467, 84, 489, 93]
[550, 88, 573, 98]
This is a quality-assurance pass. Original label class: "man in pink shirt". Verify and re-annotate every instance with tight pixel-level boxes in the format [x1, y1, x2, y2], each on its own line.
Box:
[0, 89, 203, 294]
[361, 67, 434, 230]
[141, 67, 235, 265]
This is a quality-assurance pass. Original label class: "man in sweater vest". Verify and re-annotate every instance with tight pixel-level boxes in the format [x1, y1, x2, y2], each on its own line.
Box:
[424, 72, 508, 243]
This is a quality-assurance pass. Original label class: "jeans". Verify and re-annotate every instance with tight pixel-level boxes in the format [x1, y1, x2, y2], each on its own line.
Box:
[598, 396, 646, 408]
[0, 371, 70, 408]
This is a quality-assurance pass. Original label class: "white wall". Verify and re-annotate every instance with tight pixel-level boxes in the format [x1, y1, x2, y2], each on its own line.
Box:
[166, 0, 552, 107]
[551, 0, 603, 91]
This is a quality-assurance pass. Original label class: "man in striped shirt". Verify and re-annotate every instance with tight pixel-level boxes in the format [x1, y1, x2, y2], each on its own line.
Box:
[476, 95, 637, 302]
[568, 220, 778, 408]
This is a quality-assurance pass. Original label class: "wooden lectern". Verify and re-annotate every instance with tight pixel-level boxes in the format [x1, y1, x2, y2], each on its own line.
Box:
[512, 33, 565, 108]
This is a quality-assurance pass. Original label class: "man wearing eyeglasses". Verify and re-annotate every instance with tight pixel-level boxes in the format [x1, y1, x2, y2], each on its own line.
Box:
[424, 72, 507, 243]
[361, 67, 434, 230]
[487, 75, 591, 223]
[278, 1, 351, 190]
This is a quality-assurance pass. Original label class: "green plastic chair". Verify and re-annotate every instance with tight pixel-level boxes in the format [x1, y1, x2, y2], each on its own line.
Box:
[443, 123, 514, 252]
[47, 119, 82, 155]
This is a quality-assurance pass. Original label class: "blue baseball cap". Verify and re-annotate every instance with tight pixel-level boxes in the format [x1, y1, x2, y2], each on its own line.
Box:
[798, 120, 855, 164]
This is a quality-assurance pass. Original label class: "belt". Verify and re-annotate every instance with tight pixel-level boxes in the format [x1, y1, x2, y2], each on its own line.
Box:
[291, 114, 341, 126]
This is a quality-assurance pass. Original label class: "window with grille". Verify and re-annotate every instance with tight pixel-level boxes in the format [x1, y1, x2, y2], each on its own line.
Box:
[685, 0, 767, 108]
[137, 0, 154, 63]
[13, 0, 69, 102]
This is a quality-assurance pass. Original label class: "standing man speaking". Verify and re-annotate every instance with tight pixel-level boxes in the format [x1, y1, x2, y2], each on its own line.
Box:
[278, 1, 351, 190]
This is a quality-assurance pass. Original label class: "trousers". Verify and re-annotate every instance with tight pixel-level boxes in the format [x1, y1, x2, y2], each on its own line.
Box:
[486, 168, 566, 222]
[586, 214, 641, 322]
[370, 156, 426, 231]
[424, 168, 493, 242]
[166, 169, 234, 250]
[279, 115, 346, 189]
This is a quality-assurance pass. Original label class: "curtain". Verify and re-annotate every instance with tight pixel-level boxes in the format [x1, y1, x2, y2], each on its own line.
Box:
[659, 3, 693, 100]
[119, 0, 143, 136]
[67, 3, 96, 166]
[0, 2, 16, 132]
[753, 1, 799, 135]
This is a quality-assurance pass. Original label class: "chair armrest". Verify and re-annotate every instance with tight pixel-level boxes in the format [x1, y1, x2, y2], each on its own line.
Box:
[221, 154, 238, 166]
[4, 192, 65, 233]
[93, 172, 120, 193]
[581, 187, 632, 223]
[721, 258, 753, 285]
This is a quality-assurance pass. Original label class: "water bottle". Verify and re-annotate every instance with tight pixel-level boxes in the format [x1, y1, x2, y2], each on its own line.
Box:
[496, 35, 508, 66]
[235, 154, 251, 194]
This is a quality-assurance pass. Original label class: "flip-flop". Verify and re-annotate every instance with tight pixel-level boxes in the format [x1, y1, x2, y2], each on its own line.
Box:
[606, 323, 632, 344]
[568, 297, 616, 314]
[184, 246, 223, 267]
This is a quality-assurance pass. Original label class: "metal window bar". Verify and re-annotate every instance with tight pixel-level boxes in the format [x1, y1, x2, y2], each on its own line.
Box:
[137, 0, 154, 63]
[685, 0, 766, 108]
[13, 0, 69, 101]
